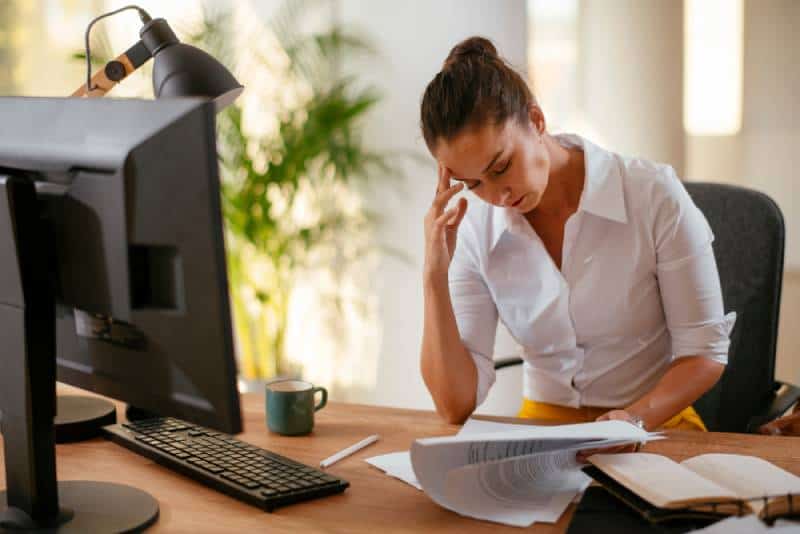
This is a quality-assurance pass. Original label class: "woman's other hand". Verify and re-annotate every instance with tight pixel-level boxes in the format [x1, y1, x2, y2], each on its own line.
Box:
[759, 403, 800, 436]
[423, 164, 468, 282]
[575, 410, 640, 463]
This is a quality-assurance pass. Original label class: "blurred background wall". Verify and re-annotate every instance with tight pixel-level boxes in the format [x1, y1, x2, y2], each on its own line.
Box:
[1, 0, 796, 415]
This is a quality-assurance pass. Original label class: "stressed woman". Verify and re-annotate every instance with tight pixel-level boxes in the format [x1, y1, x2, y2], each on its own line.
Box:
[419, 37, 736, 440]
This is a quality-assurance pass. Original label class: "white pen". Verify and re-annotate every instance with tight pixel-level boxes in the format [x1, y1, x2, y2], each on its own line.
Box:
[320, 434, 380, 469]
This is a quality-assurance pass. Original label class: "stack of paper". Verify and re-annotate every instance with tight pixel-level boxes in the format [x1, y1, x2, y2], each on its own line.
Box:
[365, 419, 529, 491]
[366, 419, 661, 528]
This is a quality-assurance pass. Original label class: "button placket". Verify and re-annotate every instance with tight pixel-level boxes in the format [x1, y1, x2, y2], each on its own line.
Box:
[562, 212, 585, 403]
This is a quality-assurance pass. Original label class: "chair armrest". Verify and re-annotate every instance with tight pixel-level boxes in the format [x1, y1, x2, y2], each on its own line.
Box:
[494, 357, 523, 370]
[746, 381, 800, 432]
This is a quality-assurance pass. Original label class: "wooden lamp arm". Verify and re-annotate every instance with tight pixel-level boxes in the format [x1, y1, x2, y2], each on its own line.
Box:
[71, 40, 152, 98]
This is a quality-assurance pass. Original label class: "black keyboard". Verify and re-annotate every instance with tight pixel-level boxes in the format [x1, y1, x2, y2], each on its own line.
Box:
[103, 417, 349, 511]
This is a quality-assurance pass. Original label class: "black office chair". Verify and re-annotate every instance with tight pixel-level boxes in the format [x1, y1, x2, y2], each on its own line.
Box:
[494, 182, 800, 433]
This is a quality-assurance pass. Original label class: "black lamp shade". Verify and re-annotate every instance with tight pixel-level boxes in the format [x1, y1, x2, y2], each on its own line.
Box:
[141, 18, 243, 111]
[152, 43, 243, 111]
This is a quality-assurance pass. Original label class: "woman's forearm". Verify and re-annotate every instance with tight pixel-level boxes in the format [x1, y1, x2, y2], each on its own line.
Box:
[420, 274, 477, 424]
[625, 356, 724, 430]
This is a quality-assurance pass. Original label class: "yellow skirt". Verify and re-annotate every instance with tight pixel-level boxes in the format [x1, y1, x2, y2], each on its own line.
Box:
[517, 399, 707, 431]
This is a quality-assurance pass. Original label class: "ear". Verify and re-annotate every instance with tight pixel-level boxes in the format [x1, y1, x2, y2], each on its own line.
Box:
[528, 104, 546, 135]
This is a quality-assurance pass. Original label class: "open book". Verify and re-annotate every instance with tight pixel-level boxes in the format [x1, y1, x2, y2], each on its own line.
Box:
[587, 453, 800, 521]
[408, 420, 658, 527]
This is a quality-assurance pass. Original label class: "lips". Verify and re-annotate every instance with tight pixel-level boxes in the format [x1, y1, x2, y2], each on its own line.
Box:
[511, 194, 525, 208]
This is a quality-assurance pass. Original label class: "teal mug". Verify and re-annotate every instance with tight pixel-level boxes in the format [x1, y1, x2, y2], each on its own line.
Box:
[265, 380, 327, 436]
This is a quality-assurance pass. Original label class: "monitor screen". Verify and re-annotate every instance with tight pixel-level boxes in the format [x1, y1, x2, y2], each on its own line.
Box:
[0, 96, 242, 434]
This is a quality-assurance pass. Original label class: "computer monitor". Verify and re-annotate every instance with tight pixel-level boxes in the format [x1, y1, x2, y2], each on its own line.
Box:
[0, 96, 242, 531]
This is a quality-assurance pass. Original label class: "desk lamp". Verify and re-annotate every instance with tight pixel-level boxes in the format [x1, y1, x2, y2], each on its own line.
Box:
[55, 5, 243, 443]
[71, 5, 243, 108]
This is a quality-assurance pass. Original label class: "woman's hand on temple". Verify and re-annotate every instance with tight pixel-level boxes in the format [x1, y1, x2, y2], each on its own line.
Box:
[575, 409, 640, 463]
[423, 164, 468, 282]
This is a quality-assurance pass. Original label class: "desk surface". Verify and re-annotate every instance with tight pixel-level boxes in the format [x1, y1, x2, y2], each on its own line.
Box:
[2, 388, 800, 533]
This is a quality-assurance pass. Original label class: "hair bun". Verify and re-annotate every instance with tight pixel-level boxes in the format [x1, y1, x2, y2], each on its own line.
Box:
[443, 36, 498, 69]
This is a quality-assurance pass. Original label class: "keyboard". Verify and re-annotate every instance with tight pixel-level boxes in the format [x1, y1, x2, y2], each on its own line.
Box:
[103, 417, 349, 511]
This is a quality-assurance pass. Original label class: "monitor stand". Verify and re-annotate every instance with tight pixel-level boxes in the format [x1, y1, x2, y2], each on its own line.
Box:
[0, 175, 159, 531]
[0, 482, 159, 532]
[54, 395, 117, 443]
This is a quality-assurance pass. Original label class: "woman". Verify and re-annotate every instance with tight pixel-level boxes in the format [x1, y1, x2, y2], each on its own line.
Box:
[419, 37, 736, 437]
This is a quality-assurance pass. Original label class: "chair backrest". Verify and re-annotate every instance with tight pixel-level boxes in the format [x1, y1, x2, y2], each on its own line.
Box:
[686, 182, 785, 432]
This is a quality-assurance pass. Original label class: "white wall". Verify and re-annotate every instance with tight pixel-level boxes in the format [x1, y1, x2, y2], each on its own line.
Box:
[336, 0, 528, 411]
[688, 0, 799, 270]
[578, 0, 685, 174]
[740, 0, 799, 270]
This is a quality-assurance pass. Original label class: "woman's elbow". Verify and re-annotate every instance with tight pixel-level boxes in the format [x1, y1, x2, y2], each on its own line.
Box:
[433, 392, 476, 425]
[437, 403, 473, 425]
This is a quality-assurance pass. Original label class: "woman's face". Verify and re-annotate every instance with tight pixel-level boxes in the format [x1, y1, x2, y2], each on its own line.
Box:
[433, 114, 550, 214]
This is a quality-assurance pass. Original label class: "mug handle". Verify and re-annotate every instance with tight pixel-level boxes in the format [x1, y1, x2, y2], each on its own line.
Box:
[312, 386, 328, 412]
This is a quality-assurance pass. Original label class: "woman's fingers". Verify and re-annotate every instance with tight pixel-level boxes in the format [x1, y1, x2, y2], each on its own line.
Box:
[437, 198, 469, 229]
[434, 205, 460, 228]
[759, 410, 800, 436]
[432, 182, 464, 213]
[597, 410, 634, 423]
[447, 197, 468, 228]
[437, 164, 451, 193]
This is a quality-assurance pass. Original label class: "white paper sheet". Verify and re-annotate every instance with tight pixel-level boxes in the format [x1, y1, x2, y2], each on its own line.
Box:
[364, 451, 421, 490]
[365, 419, 659, 528]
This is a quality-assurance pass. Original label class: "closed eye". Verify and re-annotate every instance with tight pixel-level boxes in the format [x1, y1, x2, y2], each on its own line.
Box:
[492, 159, 511, 176]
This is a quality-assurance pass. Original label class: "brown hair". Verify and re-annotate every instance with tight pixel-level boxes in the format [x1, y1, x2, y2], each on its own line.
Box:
[420, 36, 535, 152]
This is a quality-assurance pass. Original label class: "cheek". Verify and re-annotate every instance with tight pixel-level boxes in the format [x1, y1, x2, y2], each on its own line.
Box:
[522, 150, 549, 193]
[532, 148, 549, 181]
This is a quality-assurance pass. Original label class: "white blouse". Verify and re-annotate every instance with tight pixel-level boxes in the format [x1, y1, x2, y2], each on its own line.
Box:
[449, 134, 736, 409]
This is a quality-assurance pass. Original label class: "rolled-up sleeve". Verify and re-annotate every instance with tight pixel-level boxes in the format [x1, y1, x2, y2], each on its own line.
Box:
[448, 229, 499, 406]
[654, 170, 736, 364]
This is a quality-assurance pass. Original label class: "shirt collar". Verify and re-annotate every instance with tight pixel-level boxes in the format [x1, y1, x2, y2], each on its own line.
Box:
[490, 133, 628, 252]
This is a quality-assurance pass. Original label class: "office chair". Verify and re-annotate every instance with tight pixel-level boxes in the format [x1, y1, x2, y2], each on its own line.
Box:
[494, 182, 800, 433]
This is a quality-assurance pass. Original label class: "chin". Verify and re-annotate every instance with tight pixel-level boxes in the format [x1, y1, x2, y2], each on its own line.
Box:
[516, 193, 539, 213]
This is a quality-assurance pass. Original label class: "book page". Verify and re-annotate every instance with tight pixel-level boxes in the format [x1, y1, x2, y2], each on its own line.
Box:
[681, 454, 800, 515]
[588, 453, 737, 509]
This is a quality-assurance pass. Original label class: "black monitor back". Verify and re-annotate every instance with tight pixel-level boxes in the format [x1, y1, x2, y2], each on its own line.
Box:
[0, 96, 241, 434]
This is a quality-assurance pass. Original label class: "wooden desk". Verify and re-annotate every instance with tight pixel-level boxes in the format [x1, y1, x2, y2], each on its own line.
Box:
[2, 389, 800, 533]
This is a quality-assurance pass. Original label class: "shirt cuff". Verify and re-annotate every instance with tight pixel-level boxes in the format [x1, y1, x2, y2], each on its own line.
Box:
[671, 311, 737, 365]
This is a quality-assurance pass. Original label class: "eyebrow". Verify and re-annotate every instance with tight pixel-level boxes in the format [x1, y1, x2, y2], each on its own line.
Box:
[481, 149, 504, 174]
[450, 148, 506, 183]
